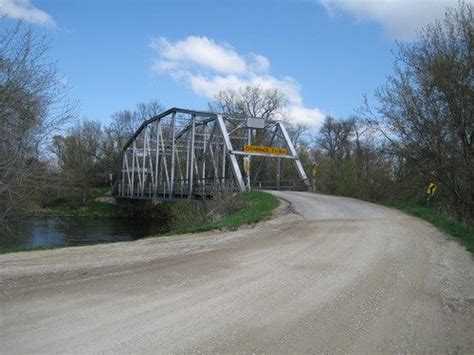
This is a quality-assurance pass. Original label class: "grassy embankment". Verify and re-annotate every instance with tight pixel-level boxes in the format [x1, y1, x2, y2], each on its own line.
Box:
[0, 191, 279, 254]
[161, 190, 280, 235]
[391, 203, 474, 253]
[35, 187, 119, 218]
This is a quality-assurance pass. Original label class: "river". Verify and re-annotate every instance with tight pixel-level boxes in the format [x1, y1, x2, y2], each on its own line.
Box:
[0, 217, 167, 249]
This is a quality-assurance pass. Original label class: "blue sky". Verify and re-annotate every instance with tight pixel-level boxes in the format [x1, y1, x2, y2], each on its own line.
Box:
[0, 0, 461, 127]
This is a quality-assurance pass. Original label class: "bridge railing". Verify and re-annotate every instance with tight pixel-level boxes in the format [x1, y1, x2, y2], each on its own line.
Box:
[251, 179, 314, 191]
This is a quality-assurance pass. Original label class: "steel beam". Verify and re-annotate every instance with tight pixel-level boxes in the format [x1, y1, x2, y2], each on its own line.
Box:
[216, 114, 245, 191]
[188, 115, 195, 199]
[169, 112, 177, 198]
[230, 150, 298, 159]
[278, 122, 309, 183]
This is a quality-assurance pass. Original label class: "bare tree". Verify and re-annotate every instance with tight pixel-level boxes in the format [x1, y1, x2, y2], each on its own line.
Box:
[212, 85, 286, 120]
[103, 100, 165, 182]
[52, 121, 103, 204]
[287, 122, 310, 149]
[369, 1, 473, 221]
[49, 100, 165, 204]
[312, 113, 396, 200]
[0, 21, 74, 227]
[107, 100, 164, 147]
[136, 99, 164, 122]
[317, 116, 354, 161]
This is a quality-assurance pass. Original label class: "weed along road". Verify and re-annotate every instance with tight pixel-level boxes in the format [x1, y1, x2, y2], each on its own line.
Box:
[1, 192, 473, 353]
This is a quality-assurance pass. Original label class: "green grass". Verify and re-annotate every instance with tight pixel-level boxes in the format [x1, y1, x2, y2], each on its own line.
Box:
[149, 191, 280, 236]
[391, 203, 474, 253]
[219, 191, 280, 228]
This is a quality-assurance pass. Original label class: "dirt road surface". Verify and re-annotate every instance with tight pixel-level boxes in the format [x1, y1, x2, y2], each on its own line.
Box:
[1, 192, 473, 353]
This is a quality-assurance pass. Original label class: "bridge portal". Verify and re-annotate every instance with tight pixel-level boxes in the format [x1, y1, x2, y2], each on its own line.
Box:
[114, 108, 310, 200]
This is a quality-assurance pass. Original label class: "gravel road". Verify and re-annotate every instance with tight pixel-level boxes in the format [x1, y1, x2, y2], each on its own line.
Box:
[1, 192, 473, 353]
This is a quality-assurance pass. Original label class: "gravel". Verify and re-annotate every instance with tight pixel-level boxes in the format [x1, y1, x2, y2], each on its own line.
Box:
[1, 192, 473, 353]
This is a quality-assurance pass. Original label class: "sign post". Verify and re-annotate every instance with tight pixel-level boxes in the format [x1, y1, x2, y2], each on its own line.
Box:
[243, 156, 250, 174]
[246, 128, 252, 191]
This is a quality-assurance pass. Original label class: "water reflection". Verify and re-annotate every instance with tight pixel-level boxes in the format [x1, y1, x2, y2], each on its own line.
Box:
[0, 217, 167, 249]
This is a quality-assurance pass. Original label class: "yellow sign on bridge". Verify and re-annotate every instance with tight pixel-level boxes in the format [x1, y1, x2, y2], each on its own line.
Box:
[243, 144, 287, 156]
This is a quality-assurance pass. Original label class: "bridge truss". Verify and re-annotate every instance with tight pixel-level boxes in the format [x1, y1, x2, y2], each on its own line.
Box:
[114, 108, 310, 200]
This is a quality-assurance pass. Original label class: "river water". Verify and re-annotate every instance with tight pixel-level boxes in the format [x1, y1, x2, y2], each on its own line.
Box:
[0, 217, 167, 249]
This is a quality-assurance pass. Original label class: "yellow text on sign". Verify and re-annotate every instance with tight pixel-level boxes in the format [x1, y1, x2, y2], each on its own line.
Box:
[426, 182, 437, 196]
[243, 144, 287, 156]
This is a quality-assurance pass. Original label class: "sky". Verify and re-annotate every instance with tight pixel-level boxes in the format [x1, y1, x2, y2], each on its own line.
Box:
[0, 0, 465, 128]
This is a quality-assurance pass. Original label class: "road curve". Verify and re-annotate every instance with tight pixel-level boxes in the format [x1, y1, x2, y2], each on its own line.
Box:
[1, 192, 473, 353]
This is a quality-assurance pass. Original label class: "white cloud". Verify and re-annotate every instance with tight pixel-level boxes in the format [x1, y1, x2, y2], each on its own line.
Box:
[249, 53, 271, 73]
[0, 0, 55, 26]
[286, 106, 326, 127]
[187, 73, 302, 106]
[318, 0, 462, 39]
[151, 36, 247, 74]
[151, 35, 325, 127]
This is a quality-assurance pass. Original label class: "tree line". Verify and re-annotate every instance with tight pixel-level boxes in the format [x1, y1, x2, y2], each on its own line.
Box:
[0, 2, 472, 229]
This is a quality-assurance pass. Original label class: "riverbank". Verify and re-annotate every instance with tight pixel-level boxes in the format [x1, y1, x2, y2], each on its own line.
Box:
[161, 191, 280, 235]
[0, 191, 280, 254]
[35, 200, 121, 218]
[34, 187, 120, 218]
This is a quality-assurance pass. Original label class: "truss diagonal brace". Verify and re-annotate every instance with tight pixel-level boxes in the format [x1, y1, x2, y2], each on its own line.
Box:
[216, 114, 246, 191]
[278, 122, 309, 183]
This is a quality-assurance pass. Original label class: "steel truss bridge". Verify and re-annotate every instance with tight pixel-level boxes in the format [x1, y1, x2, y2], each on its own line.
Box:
[114, 108, 311, 201]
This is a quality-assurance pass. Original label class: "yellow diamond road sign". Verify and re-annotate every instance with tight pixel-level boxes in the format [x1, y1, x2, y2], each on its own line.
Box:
[243, 144, 287, 155]
[426, 182, 437, 196]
